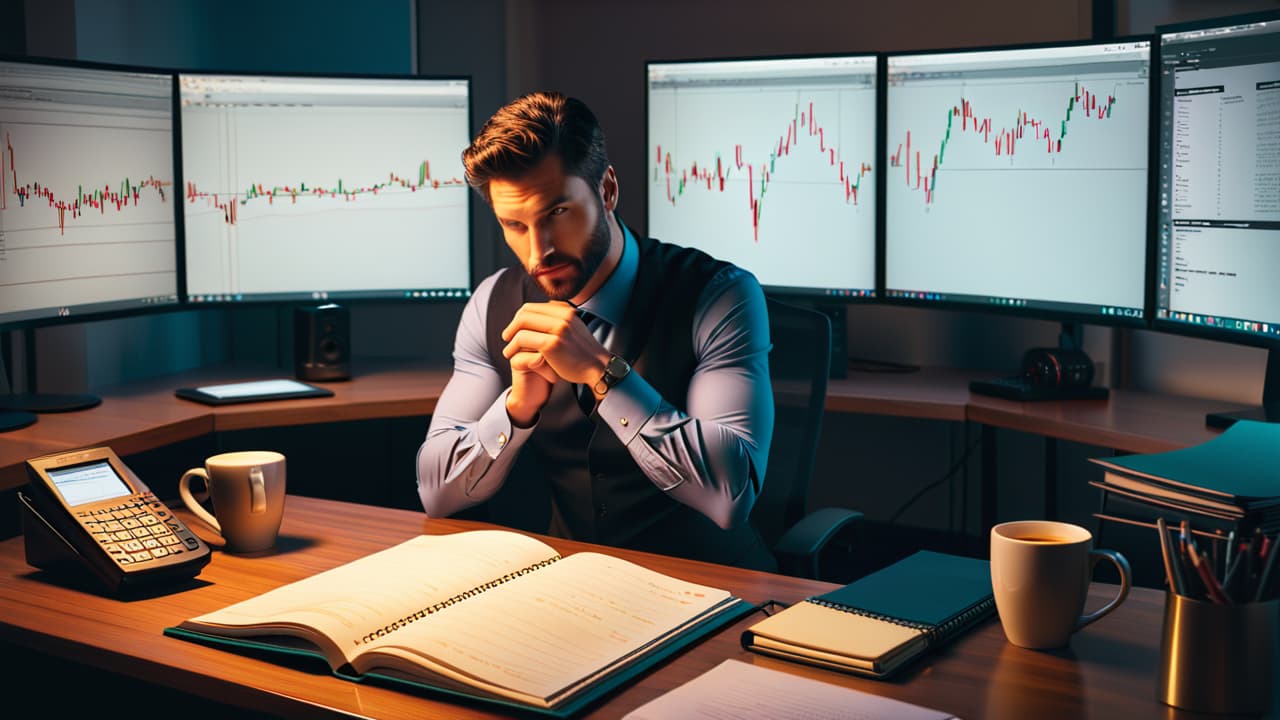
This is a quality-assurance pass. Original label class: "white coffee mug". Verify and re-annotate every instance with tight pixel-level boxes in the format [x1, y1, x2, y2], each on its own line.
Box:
[179, 451, 286, 553]
[990, 520, 1131, 649]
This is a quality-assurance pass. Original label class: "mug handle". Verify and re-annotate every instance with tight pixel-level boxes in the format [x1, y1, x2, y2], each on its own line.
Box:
[179, 468, 222, 534]
[249, 466, 267, 514]
[1075, 548, 1132, 632]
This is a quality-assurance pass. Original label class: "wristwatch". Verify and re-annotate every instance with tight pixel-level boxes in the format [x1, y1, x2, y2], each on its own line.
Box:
[593, 355, 631, 395]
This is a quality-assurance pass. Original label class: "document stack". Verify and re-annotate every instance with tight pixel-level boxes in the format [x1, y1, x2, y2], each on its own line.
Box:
[1088, 420, 1280, 537]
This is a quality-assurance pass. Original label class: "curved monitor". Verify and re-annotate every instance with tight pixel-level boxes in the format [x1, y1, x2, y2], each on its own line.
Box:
[884, 39, 1152, 327]
[646, 54, 878, 300]
[1153, 12, 1280, 349]
[1154, 10, 1280, 427]
[177, 72, 471, 305]
[0, 56, 179, 328]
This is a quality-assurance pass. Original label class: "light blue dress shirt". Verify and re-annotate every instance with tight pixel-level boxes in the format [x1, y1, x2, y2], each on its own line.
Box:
[416, 226, 773, 530]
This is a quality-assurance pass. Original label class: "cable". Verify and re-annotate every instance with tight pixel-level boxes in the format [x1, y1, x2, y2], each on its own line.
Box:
[887, 436, 981, 526]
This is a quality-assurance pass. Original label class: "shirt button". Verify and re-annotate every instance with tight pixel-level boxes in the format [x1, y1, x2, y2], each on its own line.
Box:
[618, 416, 629, 427]
[496, 432, 507, 447]
[597, 503, 608, 519]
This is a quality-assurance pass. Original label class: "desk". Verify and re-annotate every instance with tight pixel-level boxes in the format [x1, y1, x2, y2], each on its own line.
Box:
[0, 362, 1228, 495]
[0, 495, 1252, 719]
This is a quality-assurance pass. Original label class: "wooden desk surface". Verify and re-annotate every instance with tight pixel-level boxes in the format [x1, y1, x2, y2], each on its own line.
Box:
[0, 362, 1225, 493]
[0, 495, 1256, 719]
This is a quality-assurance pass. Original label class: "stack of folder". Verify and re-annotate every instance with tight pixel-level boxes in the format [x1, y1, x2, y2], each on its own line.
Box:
[1088, 420, 1280, 536]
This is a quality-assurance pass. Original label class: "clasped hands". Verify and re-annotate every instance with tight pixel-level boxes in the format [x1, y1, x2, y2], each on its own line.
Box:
[502, 301, 611, 427]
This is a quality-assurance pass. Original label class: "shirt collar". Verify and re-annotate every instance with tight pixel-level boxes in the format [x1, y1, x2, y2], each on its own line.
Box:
[576, 219, 636, 327]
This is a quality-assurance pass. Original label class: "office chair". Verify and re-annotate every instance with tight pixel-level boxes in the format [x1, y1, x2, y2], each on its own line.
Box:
[751, 296, 863, 580]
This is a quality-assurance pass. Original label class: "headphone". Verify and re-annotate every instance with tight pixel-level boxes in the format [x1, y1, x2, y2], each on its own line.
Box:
[1021, 347, 1095, 389]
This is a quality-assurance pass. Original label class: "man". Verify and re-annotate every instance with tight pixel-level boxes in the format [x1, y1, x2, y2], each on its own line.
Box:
[416, 91, 775, 570]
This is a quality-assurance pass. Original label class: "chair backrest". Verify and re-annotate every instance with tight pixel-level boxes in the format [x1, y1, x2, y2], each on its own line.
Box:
[751, 297, 831, 550]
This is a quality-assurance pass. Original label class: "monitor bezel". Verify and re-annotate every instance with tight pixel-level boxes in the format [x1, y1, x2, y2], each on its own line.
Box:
[171, 67, 475, 310]
[879, 35, 1157, 331]
[0, 52, 185, 332]
[1149, 8, 1280, 352]
[643, 49, 883, 303]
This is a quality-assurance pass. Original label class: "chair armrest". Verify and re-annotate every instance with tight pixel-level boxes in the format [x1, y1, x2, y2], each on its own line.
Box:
[773, 507, 863, 579]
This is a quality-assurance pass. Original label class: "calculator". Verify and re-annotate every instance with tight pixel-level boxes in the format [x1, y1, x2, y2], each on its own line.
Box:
[22, 446, 211, 593]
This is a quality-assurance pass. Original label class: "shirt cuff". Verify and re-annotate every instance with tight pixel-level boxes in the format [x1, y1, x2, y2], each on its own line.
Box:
[478, 388, 534, 459]
[597, 372, 661, 447]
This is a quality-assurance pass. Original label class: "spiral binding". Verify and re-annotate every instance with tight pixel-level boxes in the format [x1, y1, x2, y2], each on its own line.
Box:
[806, 596, 995, 645]
[357, 554, 562, 646]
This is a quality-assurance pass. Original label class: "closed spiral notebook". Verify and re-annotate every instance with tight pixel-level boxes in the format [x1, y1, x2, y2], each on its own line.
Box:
[741, 550, 995, 679]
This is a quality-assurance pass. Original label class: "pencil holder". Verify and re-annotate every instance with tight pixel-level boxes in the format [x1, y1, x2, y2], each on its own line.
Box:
[1157, 592, 1279, 715]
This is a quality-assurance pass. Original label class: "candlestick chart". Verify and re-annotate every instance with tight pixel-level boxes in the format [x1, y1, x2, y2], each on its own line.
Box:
[0, 59, 179, 322]
[648, 70, 877, 293]
[179, 78, 470, 301]
[884, 54, 1150, 311]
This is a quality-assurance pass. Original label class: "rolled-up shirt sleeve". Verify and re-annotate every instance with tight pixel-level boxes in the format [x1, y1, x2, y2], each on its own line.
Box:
[416, 272, 534, 517]
[594, 266, 773, 530]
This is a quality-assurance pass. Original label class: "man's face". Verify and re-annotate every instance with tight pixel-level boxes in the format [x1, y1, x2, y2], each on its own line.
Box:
[489, 155, 613, 301]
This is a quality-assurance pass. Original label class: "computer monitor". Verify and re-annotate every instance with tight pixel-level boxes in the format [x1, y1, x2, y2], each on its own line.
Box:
[177, 72, 471, 305]
[884, 39, 1153, 367]
[1153, 11, 1280, 427]
[646, 54, 878, 300]
[0, 56, 180, 425]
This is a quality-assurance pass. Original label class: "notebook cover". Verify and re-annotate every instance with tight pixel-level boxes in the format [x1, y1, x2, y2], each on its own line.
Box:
[1088, 420, 1280, 505]
[814, 550, 992, 629]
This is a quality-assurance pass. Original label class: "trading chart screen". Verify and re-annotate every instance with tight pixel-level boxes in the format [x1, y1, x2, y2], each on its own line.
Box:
[1155, 15, 1280, 344]
[885, 41, 1150, 322]
[179, 74, 471, 303]
[0, 59, 178, 325]
[648, 55, 878, 299]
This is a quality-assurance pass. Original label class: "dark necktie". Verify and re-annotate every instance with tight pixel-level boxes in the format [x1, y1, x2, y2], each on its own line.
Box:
[576, 309, 602, 416]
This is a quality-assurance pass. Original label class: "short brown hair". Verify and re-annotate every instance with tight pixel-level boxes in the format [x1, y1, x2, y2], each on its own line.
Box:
[462, 91, 609, 203]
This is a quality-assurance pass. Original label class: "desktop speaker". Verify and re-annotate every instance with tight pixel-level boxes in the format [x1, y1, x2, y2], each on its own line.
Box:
[294, 304, 351, 382]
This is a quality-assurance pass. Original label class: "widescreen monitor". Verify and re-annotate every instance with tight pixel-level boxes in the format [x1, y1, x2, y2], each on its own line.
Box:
[1154, 11, 1280, 426]
[646, 54, 878, 300]
[884, 40, 1152, 328]
[177, 73, 471, 304]
[0, 57, 179, 328]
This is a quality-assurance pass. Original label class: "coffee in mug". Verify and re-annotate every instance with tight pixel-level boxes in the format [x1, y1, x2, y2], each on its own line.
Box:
[990, 520, 1131, 649]
[179, 451, 286, 553]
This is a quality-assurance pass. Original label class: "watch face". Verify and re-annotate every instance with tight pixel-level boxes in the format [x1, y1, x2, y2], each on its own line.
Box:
[607, 356, 630, 379]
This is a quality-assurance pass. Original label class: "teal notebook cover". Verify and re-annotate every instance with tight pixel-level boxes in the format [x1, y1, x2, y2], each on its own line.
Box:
[814, 550, 994, 632]
[164, 598, 755, 719]
[1089, 420, 1280, 504]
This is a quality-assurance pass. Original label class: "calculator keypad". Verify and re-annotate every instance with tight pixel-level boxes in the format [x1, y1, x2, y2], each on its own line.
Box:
[78, 493, 200, 566]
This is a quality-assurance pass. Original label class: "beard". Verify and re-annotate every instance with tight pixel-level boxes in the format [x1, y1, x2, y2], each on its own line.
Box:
[531, 201, 611, 301]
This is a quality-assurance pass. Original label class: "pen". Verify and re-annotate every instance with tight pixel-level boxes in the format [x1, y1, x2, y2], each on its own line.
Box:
[1256, 533, 1280, 603]
[1189, 543, 1229, 604]
[1222, 548, 1245, 603]
[1224, 530, 1236, 584]
[1156, 517, 1184, 596]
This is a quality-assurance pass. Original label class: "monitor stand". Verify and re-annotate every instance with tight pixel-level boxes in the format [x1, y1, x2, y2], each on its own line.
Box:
[1205, 347, 1279, 429]
[813, 302, 920, 378]
[0, 330, 102, 415]
[0, 410, 37, 432]
[969, 321, 1109, 402]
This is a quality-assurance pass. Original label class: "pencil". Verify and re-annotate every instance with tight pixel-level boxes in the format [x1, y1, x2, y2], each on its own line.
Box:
[1156, 518, 1183, 596]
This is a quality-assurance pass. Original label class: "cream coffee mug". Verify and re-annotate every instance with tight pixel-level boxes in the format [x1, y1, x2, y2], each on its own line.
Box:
[179, 451, 286, 553]
[990, 520, 1131, 649]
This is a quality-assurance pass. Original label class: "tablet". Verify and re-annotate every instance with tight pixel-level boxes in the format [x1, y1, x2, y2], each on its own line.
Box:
[175, 379, 334, 406]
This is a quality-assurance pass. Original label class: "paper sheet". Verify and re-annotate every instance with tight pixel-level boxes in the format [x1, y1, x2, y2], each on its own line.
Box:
[622, 659, 957, 720]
